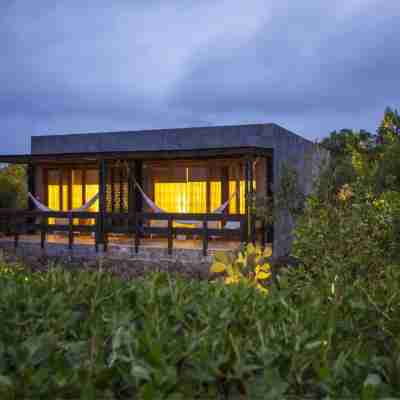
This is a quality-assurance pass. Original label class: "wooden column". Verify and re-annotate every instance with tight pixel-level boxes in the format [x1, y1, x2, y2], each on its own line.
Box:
[244, 158, 250, 243]
[128, 160, 138, 249]
[248, 157, 256, 244]
[97, 159, 107, 247]
[128, 161, 137, 216]
[235, 163, 241, 214]
[221, 166, 229, 214]
[27, 164, 36, 210]
[131, 160, 143, 243]
[135, 160, 143, 214]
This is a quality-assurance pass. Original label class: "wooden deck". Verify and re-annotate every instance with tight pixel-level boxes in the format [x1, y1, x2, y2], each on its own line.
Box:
[0, 209, 271, 258]
[0, 233, 241, 251]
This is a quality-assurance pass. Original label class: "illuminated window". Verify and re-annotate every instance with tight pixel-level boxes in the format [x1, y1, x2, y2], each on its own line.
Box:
[229, 180, 256, 214]
[85, 170, 99, 212]
[154, 180, 222, 214]
[47, 170, 60, 225]
[46, 168, 99, 225]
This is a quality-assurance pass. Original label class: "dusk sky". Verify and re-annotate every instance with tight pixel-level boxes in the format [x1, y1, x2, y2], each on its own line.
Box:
[1, 0, 399, 154]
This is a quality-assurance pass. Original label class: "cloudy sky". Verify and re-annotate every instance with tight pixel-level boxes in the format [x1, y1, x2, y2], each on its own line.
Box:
[1, 0, 399, 154]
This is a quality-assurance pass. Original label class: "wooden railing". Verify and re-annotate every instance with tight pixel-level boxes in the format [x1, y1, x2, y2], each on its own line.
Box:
[0, 209, 268, 256]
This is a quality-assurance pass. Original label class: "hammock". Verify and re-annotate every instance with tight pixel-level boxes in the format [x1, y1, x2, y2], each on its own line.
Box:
[28, 192, 99, 213]
[134, 182, 236, 227]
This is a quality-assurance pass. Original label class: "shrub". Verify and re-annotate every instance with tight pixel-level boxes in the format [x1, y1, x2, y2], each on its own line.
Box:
[0, 258, 400, 398]
[292, 182, 400, 280]
[210, 243, 272, 294]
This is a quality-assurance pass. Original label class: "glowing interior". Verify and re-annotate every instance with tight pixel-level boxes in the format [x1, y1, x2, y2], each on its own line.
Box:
[47, 168, 99, 224]
[154, 181, 223, 213]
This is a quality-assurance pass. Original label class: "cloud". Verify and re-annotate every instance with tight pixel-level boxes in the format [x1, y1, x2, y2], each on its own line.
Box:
[0, 0, 399, 153]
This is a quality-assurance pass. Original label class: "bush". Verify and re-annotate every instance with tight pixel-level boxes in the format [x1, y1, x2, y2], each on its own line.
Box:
[0, 258, 400, 399]
[0, 165, 27, 209]
[210, 243, 272, 294]
[292, 182, 400, 280]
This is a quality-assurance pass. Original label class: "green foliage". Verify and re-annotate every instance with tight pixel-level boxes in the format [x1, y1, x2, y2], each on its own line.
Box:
[210, 243, 272, 294]
[0, 165, 27, 209]
[293, 183, 400, 279]
[377, 106, 400, 144]
[0, 257, 400, 398]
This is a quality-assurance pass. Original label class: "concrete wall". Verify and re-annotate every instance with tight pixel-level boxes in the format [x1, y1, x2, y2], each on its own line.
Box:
[272, 139, 329, 258]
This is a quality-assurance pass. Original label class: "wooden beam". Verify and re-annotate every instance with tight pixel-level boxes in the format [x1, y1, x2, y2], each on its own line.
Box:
[236, 163, 240, 215]
[221, 166, 229, 215]
[249, 158, 256, 244]
[244, 158, 250, 243]
[98, 159, 107, 246]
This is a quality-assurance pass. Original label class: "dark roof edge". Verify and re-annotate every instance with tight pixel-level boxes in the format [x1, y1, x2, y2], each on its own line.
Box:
[30, 122, 312, 143]
[0, 146, 272, 164]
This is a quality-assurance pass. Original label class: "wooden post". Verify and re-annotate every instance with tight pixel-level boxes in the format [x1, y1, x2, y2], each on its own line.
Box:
[119, 166, 124, 212]
[244, 158, 250, 244]
[27, 164, 36, 210]
[95, 213, 99, 253]
[134, 214, 140, 254]
[236, 163, 241, 214]
[128, 160, 138, 252]
[68, 213, 73, 250]
[249, 157, 256, 244]
[40, 215, 46, 249]
[27, 164, 36, 233]
[98, 159, 107, 250]
[134, 213, 140, 254]
[202, 216, 208, 257]
[240, 216, 246, 244]
[167, 215, 173, 255]
[221, 166, 229, 217]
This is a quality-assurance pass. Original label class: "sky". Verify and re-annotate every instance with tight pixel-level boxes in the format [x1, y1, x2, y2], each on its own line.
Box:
[1, 0, 399, 154]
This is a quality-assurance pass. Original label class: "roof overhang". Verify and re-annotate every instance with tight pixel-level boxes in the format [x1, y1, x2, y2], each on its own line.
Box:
[0, 146, 272, 165]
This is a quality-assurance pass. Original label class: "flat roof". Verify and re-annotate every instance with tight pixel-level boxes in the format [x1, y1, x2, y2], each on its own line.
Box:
[30, 123, 312, 156]
[0, 146, 271, 164]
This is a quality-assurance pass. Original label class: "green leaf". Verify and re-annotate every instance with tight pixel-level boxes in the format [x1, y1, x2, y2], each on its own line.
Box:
[210, 262, 226, 274]
[131, 364, 151, 381]
[0, 375, 12, 387]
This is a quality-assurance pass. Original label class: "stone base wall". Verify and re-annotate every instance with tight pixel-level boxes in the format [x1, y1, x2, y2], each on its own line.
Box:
[0, 241, 215, 280]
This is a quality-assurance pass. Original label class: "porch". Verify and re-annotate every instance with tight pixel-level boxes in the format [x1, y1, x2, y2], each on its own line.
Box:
[0, 146, 274, 259]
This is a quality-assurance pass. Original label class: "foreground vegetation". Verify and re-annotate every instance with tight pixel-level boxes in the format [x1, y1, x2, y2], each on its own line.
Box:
[0, 258, 399, 399]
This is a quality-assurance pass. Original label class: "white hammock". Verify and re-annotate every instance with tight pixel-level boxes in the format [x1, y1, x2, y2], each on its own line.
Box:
[134, 182, 236, 227]
[28, 192, 99, 213]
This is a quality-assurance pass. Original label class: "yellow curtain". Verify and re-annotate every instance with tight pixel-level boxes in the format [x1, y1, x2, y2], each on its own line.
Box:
[48, 170, 60, 225]
[71, 170, 83, 225]
[85, 169, 99, 225]
[228, 180, 256, 214]
[155, 182, 187, 212]
[154, 181, 223, 214]
[210, 181, 221, 212]
[85, 170, 99, 212]
[187, 182, 206, 213]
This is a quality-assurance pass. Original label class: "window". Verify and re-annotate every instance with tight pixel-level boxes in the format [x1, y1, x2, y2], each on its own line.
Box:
[45, 167, 99, 224]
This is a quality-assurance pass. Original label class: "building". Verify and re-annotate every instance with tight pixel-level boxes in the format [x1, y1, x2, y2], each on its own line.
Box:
[0, 123, 325, 258]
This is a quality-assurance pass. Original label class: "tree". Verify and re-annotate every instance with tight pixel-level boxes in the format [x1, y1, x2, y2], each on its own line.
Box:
[0, 165, 27, 209]
[377, 107, 400, 144]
